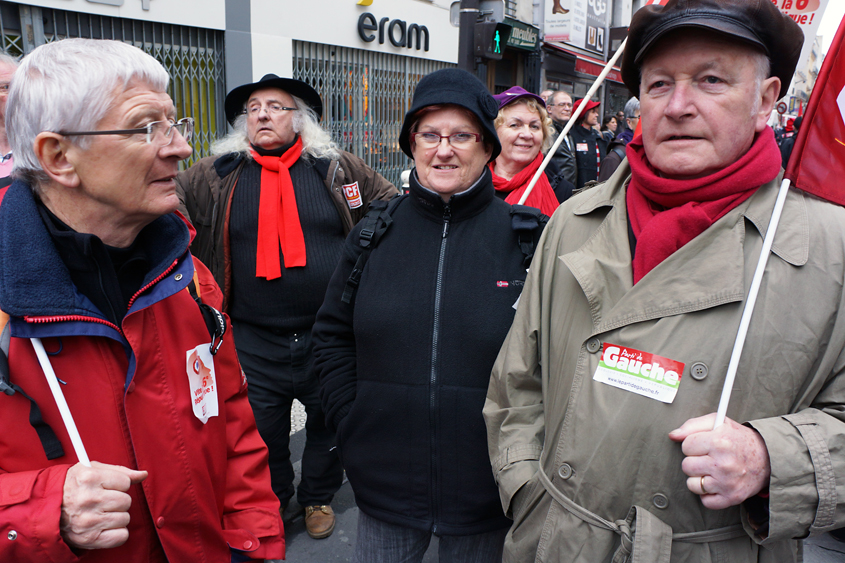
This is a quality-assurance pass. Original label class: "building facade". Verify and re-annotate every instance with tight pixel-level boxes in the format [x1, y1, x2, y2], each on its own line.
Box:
[1, 0, 226, 167]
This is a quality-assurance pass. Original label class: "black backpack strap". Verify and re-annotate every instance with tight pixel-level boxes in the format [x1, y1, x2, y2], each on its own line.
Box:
[0, 322, 65, 460]
[187, 273, 227, 356]
[341, 196, 406, 304]
[612, 145, 626, 161]
[510, 204, 549, 268]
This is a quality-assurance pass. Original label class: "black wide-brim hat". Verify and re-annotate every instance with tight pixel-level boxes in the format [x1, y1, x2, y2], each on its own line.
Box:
[399, 68, 501, 161]
[224, 74, 323, 125]
[622, 0, 803, 101]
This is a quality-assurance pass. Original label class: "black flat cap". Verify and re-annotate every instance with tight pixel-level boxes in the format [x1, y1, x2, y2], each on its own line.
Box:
[224, 74, 323, 124]
[622, 0, 803, 100]
[399, 68, 501, 161]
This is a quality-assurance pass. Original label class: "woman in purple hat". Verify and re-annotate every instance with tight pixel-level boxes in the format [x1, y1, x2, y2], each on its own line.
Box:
[489, 86, 575, 216]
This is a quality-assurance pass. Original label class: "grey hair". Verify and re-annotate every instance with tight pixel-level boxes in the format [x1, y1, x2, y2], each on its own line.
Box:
[8, 38, 169, 188]
[0, 52, 18, 70]
[623, 97, 640, 119]
[211, 94, 341, 161]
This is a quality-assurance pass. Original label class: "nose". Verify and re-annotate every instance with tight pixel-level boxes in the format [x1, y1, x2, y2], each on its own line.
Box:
[161, 128, 193, 161]
[435, 136, 456, 157]
[663, 81, 696, 120]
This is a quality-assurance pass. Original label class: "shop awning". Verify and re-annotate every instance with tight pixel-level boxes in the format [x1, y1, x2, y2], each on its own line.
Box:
[544, 42, 624, 84]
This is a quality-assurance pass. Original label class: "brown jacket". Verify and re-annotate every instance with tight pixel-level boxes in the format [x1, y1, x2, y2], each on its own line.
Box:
[175, 150, 397, 310]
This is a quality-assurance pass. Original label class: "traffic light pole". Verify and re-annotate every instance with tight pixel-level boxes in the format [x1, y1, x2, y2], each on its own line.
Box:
[458, 0, 480, 72]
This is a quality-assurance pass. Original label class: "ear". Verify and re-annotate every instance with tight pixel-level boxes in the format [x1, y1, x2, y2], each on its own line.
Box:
[33, 132, 80, 188]
[756, 76, 781, 133]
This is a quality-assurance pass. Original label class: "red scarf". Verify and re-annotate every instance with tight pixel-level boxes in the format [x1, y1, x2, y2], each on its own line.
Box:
[489, 153, 559, 216]
[626, 127, 781, 284]
[250, 138, 306, 280]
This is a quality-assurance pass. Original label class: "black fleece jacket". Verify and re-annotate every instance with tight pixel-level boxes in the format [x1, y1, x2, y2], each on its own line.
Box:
[312, 168, 537, 536]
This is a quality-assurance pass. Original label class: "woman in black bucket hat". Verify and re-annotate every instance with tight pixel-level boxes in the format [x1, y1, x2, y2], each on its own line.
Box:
[312, 68, 546, 562]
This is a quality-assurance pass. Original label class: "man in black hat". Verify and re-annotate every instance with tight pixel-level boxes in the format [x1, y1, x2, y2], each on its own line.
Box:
[176, 74, 396, 540]
[485, 1, 845, 561]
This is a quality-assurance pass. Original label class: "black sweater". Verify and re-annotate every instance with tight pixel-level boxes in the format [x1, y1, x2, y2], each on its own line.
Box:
[312, 168, 536, 536]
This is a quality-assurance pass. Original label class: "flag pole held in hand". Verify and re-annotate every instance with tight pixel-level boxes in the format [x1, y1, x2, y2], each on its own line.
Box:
[715, 14, 845, 428]
[31, 337, 91, 466]
[517, 37, 628, 206]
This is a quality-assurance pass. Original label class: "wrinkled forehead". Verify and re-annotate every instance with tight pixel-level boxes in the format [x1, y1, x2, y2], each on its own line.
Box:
[247, 87, 294, 106]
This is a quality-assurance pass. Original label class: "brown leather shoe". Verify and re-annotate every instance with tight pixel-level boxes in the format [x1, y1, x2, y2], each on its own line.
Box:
[304, 505, 335, 539]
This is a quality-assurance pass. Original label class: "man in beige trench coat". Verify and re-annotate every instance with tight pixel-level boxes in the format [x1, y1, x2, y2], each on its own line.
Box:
[484, 1, 845, 562]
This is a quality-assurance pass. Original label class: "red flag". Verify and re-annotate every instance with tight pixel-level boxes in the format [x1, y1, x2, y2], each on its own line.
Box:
[785, 14, 845, 206]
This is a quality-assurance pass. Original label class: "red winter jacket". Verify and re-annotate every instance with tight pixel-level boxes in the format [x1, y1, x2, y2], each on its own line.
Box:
[0, 182, 284, 562]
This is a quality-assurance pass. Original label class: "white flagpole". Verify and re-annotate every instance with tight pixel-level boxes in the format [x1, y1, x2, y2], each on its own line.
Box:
[31, 337, 91, 466]
[713, 178, 791, 428]
[518, 37, 628, 206]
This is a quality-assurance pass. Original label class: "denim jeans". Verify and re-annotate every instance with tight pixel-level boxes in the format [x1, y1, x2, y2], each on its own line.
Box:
[353, 510, 508, 563]
[232, 322, 343, 507]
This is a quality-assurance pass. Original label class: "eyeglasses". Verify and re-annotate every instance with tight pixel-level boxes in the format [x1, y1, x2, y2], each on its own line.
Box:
[244, 104, 297, 116]
[412, 131, 481, 148]
[59, 117, 194, 146]
[548, 102, 573, 108]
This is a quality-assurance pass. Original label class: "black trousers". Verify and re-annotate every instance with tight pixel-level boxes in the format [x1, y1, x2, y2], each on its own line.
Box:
[232, 321, 343, 507]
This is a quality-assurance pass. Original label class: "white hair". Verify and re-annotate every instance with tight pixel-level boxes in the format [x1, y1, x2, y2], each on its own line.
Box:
[212, 94, 341, 161]
[8, 38, 169, 188]
[0, 52, 18, 70]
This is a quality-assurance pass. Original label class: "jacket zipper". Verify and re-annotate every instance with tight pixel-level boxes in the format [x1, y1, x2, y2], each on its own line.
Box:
[23, 314, 120, 333]
[429, 203, 450, 534]
[25, 258, 180, 337]
[126, 259, 180, 311]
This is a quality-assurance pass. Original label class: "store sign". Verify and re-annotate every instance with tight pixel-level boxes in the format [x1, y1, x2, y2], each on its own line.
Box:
[357, 12, 430, 51]
[544, 0, 608, 55]
[575, 57, 622, 82]
[86, 0, 150, 9]
[504, 17, 538, 51]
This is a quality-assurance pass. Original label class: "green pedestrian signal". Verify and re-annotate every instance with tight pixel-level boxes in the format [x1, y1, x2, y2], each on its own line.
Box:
[474, 21, 511, 61]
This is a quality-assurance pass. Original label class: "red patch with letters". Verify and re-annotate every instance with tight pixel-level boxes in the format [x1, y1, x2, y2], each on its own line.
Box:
[342, 182, 363, 209]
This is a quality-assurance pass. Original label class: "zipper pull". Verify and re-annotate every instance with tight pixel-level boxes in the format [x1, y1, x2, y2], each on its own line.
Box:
[442, 205, 451, 238]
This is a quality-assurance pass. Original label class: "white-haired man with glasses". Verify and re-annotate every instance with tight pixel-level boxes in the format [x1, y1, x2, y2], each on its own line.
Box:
[0, 38, 284, 563]
[176, 73, 396, 540]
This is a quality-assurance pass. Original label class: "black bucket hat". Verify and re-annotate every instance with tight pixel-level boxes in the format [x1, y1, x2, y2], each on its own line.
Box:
[398, 68, 501, 161]
[224, 74, 323, 125]
[622, 0, 803, 100]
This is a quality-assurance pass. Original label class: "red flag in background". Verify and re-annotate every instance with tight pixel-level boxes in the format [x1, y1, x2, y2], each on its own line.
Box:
[785, 14, 845, 206]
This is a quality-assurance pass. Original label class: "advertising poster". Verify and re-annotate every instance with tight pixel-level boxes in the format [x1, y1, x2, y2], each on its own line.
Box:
[772, 0, 830, 74]
[545, 0, 608, 54]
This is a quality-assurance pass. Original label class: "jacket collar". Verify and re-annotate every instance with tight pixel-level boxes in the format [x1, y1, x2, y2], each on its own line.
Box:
[0, 180, 191, 318]
[574, 164, 807, 267]
[409, 166, 494, 222]
[565, 164, 808, 333]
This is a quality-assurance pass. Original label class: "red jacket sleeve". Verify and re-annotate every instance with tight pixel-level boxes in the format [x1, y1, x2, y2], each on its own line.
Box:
[0, 465, 82, 562]
[192, 260, 285, 560]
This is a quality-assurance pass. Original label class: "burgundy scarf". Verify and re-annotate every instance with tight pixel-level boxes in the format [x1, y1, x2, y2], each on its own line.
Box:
[489, 152, 559, 216]
[626, 127, 782, 283]
[250, 138, 306, 280]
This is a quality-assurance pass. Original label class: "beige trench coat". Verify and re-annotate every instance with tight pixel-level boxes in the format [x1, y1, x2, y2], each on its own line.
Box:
[484, 161, 845, 563]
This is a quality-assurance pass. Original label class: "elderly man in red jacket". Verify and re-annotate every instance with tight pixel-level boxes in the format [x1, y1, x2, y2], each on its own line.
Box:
[0, 38, 284, 562]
